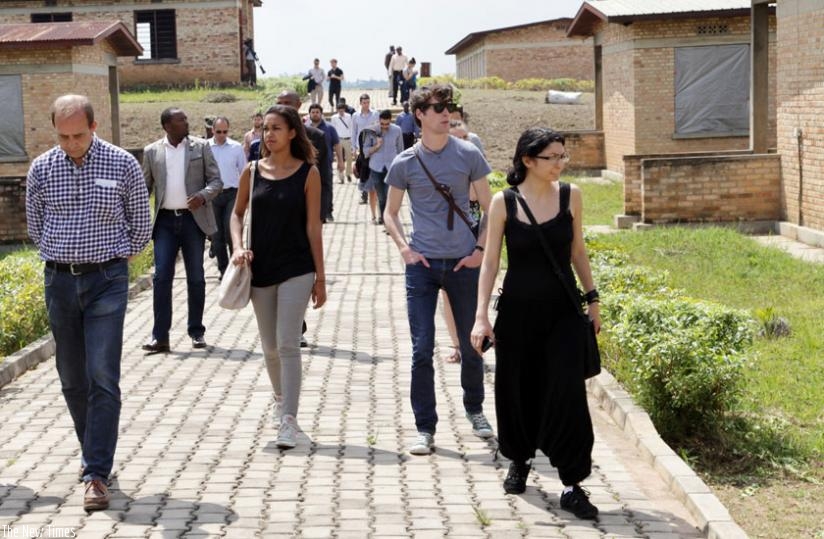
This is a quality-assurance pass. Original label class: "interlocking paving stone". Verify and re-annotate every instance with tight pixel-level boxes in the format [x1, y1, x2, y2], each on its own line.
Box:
[0, 178, 712, 538]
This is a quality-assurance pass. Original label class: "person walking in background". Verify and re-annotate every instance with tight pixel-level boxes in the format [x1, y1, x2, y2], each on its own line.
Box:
[208, 116, 247, 280]
[229, 105, 326, 449]
[471, 127, 600, 520]
[26, 94, 152, 511]
[362, 109, 402, 225]
[383, 85, 495, 455]
[327, 58, 344, 110]
[389, 46, 409, 105]
[307, 58, 326, 105]
[450, 105, 485, 155]
[276, 91, 333, 223]
[395, 101, 419, 149]
[306, 104, 343, 194]
[330, 103, 353, 183]
[401, 57, 418, 104]
[243, 112, 263, 160]
[243, 38, 259, 87]
[351, 93, 379, 205]
[142, 107, 223, 353]
[384, 45, 395, 98]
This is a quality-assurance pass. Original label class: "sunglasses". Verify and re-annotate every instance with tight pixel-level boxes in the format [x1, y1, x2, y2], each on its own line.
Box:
[421, 102, 458, 114]
[214, 130, 228, 134]
[533, 152, 570, 164]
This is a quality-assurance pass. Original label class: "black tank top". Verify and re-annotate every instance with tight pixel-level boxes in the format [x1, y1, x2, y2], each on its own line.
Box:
[250, 162, 315, 287]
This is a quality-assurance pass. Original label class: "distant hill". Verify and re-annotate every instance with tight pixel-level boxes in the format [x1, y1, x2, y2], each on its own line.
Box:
[343, 79, 389, 89]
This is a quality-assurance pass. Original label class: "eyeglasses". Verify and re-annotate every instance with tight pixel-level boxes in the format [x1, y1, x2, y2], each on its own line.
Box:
[214, 130, 228, 134]
[533, 152, 570, 164]
[421, 101, 458, 114]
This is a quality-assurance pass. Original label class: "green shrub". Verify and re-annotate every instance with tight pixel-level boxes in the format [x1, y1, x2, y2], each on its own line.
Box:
[0, 251, 48, 357]
[606, 294, 755, 440]
[202, 92, 237, 103]
[258, 76, 308, 109]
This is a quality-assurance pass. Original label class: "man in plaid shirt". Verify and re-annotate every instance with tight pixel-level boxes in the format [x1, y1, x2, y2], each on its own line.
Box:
[26, 94, 152, 511]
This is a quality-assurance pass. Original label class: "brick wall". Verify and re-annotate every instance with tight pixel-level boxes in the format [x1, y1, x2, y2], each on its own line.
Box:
[0, 178, 27, 243]
[641, 154, 781, 223]
[455, 20, 594, 82]
[0, 0, 250, 87]
[560, 131, 605, 173]
[776, 1, 824, 231]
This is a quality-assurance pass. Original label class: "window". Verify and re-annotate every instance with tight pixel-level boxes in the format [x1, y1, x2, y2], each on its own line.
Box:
[135, 10, 177, 60]
[31, 13, 72, 22]
[0, 76, 26, 160]
[674, 44, 750, 137]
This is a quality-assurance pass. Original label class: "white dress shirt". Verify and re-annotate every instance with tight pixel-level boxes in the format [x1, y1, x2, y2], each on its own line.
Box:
[162, 136, 189, 209]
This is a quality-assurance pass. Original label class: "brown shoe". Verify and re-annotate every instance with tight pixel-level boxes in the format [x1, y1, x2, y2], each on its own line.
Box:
[83, 479, 109, 511]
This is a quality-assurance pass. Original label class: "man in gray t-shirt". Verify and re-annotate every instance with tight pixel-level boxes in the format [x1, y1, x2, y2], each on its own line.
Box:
[384, 84, 495, 456]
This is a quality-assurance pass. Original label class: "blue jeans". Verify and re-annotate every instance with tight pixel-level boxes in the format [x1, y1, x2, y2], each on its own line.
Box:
[45, 259, 129, 481]
[370, 168, 388, 220]
[211, 188, 237, 277]
[406, 259, 485, 434]
[152, 210, 206, 341]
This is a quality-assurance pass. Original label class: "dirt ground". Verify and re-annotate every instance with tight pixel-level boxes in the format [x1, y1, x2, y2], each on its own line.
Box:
[119, 89, 595, 173]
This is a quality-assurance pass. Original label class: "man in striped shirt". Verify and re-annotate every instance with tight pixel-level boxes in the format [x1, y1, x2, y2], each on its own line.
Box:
[25, 94, 152, 511]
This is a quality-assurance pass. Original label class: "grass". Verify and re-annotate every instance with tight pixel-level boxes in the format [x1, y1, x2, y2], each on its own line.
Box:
[120, 83, 260, 104]
[594, 227, 824, 466]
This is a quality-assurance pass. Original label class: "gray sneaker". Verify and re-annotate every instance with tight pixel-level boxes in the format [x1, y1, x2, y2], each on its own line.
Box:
[276, 415, 298, 449]
[466, 412, 494, 439]
[408, 432, 434, 455]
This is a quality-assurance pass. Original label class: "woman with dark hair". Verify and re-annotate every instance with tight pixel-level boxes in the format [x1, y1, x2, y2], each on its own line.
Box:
[401, 57, 418, 104]
[470, 127, 601, 520]
[229, 104, 326, 449]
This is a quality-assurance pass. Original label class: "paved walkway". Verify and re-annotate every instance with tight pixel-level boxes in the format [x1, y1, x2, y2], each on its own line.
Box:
[0, 182, 710, 538]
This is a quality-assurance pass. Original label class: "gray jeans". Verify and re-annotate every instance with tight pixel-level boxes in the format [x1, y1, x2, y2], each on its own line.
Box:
[250, 272, 314, 418]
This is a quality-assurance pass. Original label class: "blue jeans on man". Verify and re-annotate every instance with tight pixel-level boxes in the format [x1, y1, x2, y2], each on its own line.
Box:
[370, 167, 389, 221]
[45, 259, 129, 481]
[211, 187, 237, 278]
[405, 259, 485, 434]
[151, 210, 206, 342]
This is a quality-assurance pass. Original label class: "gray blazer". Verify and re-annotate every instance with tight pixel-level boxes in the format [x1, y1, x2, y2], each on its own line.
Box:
[143, 136, 223, 236]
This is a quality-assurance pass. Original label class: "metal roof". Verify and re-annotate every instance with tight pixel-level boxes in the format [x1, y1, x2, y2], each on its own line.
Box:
[445, 18, 574, 55]
[0, 20, 142, 56]
[568, 0, 754, 36]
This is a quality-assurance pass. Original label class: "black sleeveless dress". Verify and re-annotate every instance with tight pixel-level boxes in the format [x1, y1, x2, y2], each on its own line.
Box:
[494, 184, 594, 486]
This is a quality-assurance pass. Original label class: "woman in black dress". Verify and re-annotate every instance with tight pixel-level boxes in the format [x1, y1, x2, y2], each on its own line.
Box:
[471, 128, 601, 520]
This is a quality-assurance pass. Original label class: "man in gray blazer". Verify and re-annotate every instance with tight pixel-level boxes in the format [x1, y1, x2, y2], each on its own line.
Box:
[142, 107, 223, 353]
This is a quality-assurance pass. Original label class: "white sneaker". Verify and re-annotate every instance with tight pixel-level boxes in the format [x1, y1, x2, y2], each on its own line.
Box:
[466, 412, 494, 439]
[276, 415, 298, 449]
[408, 432, 434, 455]
[272, 396, 283, 427]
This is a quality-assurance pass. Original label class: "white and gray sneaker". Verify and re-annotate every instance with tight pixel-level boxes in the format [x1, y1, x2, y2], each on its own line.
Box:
[408, 432, 434, 455]
[466, 412, 494, 439]
[272, 396, 283, 427]
[276, 415, 299, 449]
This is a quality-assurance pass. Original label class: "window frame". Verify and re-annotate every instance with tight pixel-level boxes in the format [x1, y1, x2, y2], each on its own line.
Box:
[134, 9, 178, 62]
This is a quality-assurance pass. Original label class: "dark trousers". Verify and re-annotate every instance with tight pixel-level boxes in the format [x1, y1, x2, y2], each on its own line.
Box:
[392, 70, 403, 102]
[151, 210, 206, 341]
[211, 187, 237, 278]
[328, 85, 341, 109]
[46, 259, 129, 481]
[402, 133, 416, 149]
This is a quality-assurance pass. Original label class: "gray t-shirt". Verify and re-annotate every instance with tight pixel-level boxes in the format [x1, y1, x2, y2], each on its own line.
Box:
[386, 136, 491, 258]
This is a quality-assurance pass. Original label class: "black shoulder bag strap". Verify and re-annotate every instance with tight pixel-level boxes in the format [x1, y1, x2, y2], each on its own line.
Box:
[414, 145, 477, 238]
[508, 186, 585, 317]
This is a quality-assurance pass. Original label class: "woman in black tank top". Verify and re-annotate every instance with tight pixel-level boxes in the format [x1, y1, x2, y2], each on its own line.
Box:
[470, 128, 602, 520]
[229, 105, 326, 449]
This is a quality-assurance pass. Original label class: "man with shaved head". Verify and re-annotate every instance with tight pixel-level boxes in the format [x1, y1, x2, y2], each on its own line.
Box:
[26, 94, 152, 511]
[276, 90, 333, 222]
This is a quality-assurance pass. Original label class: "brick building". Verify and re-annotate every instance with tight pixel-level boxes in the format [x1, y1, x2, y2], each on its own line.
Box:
[565, 0, 779, 225]
[0, 0, 261, 87]
[446, 19, 594, 82]
[774, 0, 824, 234]
[0, 20, 141, 242]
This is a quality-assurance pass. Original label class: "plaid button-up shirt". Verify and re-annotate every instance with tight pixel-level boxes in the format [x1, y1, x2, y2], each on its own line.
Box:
[26, 136, 152, 264]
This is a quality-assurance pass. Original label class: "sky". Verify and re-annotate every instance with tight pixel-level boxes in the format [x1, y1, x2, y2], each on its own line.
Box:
[253, 0, 585, 82]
